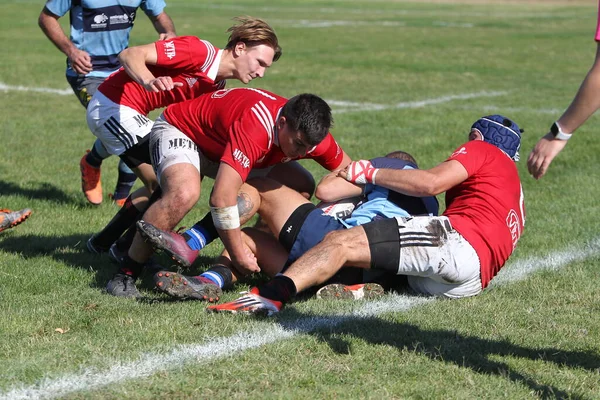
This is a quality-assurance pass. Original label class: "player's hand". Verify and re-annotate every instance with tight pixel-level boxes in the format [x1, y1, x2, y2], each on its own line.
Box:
[232, 248, 260, 276]
[158, 32, 177, 40]
[340, 160, 379, 184]
[142, 76, 184, 92]
[67, 48, 93, 75]
[527, 133, 568, 180]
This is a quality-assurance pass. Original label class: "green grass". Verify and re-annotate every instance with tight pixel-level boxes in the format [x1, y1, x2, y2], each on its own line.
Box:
[1, 0, 599, 398]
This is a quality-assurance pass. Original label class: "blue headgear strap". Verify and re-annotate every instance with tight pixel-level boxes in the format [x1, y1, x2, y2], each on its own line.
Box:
[471, 115, 522, 161]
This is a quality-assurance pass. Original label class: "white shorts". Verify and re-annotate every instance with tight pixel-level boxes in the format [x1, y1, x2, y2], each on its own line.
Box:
[365, 216, 482, 298]
[86, 91, 153, 156]
[149, 115, 274, 183]
[398, 216, 481, 298]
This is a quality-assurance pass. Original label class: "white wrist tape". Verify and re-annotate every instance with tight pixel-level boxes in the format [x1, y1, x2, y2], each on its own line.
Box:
[210, 205, 240, 230]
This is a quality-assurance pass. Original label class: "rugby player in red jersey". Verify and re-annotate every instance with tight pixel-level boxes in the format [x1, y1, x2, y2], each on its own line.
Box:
[209, 115, 526, 315]
[83, 16, 281, 206]
[105, 87, 351, 297]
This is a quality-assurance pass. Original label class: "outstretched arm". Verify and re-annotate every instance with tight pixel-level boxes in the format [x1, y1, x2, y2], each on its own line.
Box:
[528, 42, 600, 179]
[340, 159, 468, 197]
[211, 163, 260, 276]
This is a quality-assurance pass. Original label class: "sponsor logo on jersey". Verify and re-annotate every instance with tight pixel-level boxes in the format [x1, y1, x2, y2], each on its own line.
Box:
[450, 146, 467, 158]
[168, 137, 197, 151]
[163, 41, 176, 60]
[506, 209, 522, 250]
[91, 13, 108, 28]
[110, 13, 131, 25]
[233, 148, 250, 169]
[185, 77, 198, 87]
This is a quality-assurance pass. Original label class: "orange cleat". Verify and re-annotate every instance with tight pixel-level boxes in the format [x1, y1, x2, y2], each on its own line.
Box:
[80, 150, 102, 205]
[108, 193, 126, 207]
[0, 208, 32, 233]
[207, 287, 282, 316]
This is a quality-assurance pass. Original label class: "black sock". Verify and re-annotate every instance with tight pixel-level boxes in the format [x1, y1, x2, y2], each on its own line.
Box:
[118, 255, 144, 278]
[115, 224, 137, 252]
[93, 196, 142, 248]
[256, 275, 297, 303]
[198, 264, 233, 289]
[93, 188, 162, 249]
[86, 147, 104, 168]
[113, 169, 137, 200]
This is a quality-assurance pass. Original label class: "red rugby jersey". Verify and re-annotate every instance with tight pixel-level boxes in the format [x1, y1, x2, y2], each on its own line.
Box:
[162, 87, 345, 180]
[99, 36, 225, 115]
[443, 140, 525, 288]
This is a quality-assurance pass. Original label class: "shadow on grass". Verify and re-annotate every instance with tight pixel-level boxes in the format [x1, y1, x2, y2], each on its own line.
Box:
[0, 180, 77, 205]
[277, 309, 597, 399]
[0, 232, 218, 293]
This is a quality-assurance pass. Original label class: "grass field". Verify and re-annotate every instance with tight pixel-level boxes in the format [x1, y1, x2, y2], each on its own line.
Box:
[1, 0, 600, 398]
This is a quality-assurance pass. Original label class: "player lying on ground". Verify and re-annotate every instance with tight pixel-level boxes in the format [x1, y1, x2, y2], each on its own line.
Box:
[135, 150, 438, 302]
[81, 16, 280, 206]
[207, 114, 527, 315]
[103, 89, 351, 298]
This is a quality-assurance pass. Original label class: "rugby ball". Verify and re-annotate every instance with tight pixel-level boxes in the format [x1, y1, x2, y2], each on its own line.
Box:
[317, 196, 363, 220]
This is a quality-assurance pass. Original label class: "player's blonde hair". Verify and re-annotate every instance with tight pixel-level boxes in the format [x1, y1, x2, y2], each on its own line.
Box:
[225, 16, 282, 62]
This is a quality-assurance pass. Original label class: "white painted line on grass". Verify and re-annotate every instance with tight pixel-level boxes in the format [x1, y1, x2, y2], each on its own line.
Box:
[330, 91, 508, 113]
[269, 19, 407, 28]
[1, 82, 507, 114]
[2, 236, 599, 400]
[0, 82, 72, 96]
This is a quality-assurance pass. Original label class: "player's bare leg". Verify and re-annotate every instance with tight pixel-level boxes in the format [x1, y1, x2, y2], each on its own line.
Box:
[105, 163, 200, 298]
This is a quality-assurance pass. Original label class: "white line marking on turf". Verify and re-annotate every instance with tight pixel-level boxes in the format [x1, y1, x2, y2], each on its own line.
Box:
[0, 82, 507, 114]
[269, 19, 407, 28]
[330, 91, 508, 113]
[2, 237, 599, 400]
[0, 82, 72, 96]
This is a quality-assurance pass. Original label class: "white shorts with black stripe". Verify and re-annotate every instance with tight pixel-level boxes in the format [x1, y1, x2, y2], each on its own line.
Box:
[364, 216, 482, 298]
[149, 115, 216, 183]
[86, 91, 153, 156]
[396, 216, 481, 298]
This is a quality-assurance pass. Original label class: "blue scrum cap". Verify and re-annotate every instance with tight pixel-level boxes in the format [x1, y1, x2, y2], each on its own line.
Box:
[471, 115, 522, 161]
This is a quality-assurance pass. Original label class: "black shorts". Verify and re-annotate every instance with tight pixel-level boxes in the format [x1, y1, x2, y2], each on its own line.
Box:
[362, 218, 401, 272]
[119, 135, 151, 169]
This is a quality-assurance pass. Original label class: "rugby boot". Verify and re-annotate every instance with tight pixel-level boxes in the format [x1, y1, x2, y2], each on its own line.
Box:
[0, 208, 32, 233]
[106, 273, 141, 298]
[86, 233, 110, 254]
[316, 283, 385, 300]
[80, 150, 102, 205]
[154, 271, 221, 302]
[136, 220, 198, 267]
[207, 287, 282, 316]
[108, 193, 126, 207]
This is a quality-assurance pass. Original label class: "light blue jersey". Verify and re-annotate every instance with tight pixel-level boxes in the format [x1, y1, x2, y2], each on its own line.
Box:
[44, 0, 166, 77]
[343, 157, 439, 227]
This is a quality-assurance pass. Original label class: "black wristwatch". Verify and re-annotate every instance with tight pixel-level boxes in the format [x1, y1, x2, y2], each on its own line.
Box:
[550, 122, 572, 141]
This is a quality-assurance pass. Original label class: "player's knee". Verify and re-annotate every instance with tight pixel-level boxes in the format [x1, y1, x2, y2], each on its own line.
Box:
[164, 186, 199, 211]
[322, 229, 351, 249]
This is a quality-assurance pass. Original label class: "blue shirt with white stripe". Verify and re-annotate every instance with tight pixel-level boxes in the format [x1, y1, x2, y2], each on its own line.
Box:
[343, 157, 439, 227]
[44, 0, 166, 77]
